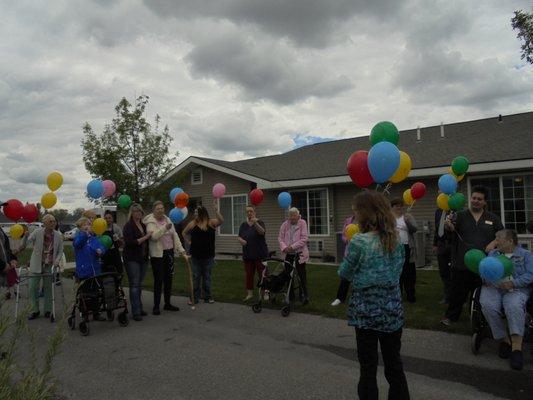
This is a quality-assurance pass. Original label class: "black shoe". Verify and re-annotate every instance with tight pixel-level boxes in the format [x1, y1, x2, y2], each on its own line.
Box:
[510, 350, 524, 370]
[44, 312, 51, 318]
[499, 342, 512, 359]
[28, 312, 40, 320]
[302, 298, 309, 306]
[140, 310, 148, 316]
[164, 304, 180, 311]
[153, 308, 161, 315]
[133, 315, 143, 321]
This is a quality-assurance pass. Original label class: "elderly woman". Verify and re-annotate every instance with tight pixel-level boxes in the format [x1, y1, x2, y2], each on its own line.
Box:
[144, 201, 188, 315]
[0, 220, 18, 299]
[122, 203, 152, 321]
[21, 214, 64, 320]
[278, 207, 310, 304]
[481, 229, 533, 371]
[102, 210, 124, 275]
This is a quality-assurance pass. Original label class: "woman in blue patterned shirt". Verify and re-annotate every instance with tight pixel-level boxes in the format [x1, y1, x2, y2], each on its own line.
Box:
[338, 191, 410, 400]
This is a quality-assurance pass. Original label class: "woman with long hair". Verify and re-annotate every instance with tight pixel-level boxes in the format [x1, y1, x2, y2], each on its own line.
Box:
[338, 191, 410, 400]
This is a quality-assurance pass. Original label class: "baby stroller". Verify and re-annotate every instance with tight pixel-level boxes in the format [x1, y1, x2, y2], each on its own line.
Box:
[68, 272, 129, 336]
[251, 257, 301, 317]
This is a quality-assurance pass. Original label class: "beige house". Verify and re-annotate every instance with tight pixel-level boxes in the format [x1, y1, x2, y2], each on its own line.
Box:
[163, 112, 533, 266]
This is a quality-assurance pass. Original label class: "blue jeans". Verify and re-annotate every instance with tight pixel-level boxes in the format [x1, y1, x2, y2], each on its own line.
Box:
[125, 261, 148, 316]
[191, 257, 214, 301]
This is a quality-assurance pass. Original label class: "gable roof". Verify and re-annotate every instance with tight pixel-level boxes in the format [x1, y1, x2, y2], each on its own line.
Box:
[168, 111, 533, 187]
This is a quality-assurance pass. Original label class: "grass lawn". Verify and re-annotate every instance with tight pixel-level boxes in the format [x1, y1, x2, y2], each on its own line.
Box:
[15, 242, 75, 265]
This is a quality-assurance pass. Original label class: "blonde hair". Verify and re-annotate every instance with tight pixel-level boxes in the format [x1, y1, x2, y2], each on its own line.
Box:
[128, 203, 145, 220]
[82, 210, 97, 220]
[76, 217, 89, 228]
[42, 214, 56, 224]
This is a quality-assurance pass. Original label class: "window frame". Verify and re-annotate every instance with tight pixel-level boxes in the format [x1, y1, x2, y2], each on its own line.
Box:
[288, 187, 330, 237]
[217, 193, 248, 236]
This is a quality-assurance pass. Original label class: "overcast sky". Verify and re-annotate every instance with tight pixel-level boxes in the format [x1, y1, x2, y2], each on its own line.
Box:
[0, 0, 531, 210]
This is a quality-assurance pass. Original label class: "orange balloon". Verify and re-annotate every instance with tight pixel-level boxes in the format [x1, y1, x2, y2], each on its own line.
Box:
[174, 192, 189, 208]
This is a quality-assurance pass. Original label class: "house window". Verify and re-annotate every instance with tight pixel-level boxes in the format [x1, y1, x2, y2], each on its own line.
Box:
[469, 174, 533, 234]
[219, 194, 247, 235]
[191, 168, 203, 185]
[289, 188, 329, 235]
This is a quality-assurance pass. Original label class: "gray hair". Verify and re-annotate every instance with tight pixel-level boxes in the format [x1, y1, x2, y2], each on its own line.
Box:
[42, 214, 56, 223]
[496, 229, 518, 245]
[288, 207, 299, 215]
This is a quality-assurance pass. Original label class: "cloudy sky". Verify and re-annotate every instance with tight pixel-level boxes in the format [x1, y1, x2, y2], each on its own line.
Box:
[0, 0, 531, 210]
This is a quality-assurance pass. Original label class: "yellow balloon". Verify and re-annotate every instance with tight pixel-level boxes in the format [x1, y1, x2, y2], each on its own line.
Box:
[41, 192, 57, 209]
[389, 151, 412, 184]
[437, 193, 450, 211]
[10, 224, 24, 239]
[92, 217, 107, 236]
[47, 171, 63, 191]
[345, 223, 360, 241]
[447, 167, 464, 182]
[403, 189, 415, 206]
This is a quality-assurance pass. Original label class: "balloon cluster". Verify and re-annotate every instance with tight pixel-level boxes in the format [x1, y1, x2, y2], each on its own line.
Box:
[41, 171, 64, 210]
[402, 181, 427, 207]
[464, 249, 514, 282]
[168, 186, 190, 224]
[347, 121, 411, 188]
[87, 179, 116, 200]
[436, 156, 470, 211]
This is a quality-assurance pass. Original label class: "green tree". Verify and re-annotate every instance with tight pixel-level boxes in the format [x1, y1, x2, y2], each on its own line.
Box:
[49, 209, 69, 223]
[81, 95, 178, 203]
[512, 10, 533, 64]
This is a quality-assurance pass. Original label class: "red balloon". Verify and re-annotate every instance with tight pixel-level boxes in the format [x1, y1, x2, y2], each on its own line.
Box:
[347, 150, 374, 188]
[410, 182, 426, 200]
[22, 203, 39, 223]
[2, 199, 24, 222]
[249, 189, 264, 206]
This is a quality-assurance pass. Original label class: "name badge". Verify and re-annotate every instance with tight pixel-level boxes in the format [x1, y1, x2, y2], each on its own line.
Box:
[485, 220, 493, 225]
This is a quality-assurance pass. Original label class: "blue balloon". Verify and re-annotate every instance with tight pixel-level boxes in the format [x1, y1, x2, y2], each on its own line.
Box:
[87, 179, 104, 199]
[438, 174, 457, 195]
[169, 207, 184, 224]
[479, 256, 504, 282]
[278, 192, 292, 209]
[169, 187, 183, 203]
[367, 142, 400, 183]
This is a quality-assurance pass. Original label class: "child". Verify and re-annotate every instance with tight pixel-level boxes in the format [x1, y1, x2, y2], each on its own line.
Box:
[73, 217, 105, 279]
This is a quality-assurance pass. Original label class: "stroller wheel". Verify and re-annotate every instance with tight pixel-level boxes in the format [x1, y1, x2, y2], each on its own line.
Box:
[79, 321, 90, 336]
[281, 306, 290, 317]
[67, 316, 76, 330]
[107, 310, 115, 322]
[471, 332, 482, 355]
[118, 312, 129, 327]
[252, 304, 262, 313]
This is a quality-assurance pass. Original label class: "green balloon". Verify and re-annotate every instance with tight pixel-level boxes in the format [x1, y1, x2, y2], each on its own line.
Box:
[464, 249, 486, 274]
[99, 235, 113, 249]
[497, 255, 514, 277]
[448, 192, 466, 211]
[370, 121, 399, 146]
[451, 156, 469, 176]
[118, 194, 132, 209]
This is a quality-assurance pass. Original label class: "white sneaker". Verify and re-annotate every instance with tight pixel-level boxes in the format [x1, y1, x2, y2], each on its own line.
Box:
[331, 299, 342, 307]
[263, 291, 270, 301]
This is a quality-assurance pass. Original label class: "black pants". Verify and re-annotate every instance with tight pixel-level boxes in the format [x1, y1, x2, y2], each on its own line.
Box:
[151, 249, 175, 309]
[399, 245, 416, 302]
[284, 254, 308, 300]
[445, 269, 481, 321]
[355, 328, 410, 400]
[436, 251, 452, 302]
[336, 278, 350, 302]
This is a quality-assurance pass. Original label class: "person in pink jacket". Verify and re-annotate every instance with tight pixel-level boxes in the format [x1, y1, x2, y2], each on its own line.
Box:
[278, 207, 310, 304]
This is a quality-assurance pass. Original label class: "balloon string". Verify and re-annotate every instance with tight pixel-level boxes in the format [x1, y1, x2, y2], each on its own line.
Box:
[383, 183, 392, 195]
[407, 200, 415, 212]
[375, 183, 381, 191]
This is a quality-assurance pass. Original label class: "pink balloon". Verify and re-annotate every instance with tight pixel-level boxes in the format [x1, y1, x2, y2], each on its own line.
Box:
[103, 180, 116, 197]
[212, 183, 226, 199]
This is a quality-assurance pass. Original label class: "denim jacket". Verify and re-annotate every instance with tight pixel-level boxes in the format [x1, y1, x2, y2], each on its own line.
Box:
[488, 246, 533, 289]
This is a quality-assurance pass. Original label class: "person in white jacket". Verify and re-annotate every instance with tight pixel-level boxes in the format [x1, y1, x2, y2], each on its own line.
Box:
[143, 201, 188, 315]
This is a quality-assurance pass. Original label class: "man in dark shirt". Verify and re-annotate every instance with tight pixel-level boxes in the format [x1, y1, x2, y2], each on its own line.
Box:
[433, 207, 453, 304]
[441, 186, 504, 325]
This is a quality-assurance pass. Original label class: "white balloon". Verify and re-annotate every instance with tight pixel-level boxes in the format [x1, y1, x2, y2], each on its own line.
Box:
[180, 207, 188, 218]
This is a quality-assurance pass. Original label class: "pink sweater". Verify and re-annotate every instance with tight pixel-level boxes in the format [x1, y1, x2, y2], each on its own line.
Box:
[278, 218, 309, 264]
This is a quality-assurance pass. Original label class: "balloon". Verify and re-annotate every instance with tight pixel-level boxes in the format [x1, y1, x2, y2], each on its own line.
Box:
[174, 192, 189, 208]
[370, 121, 399, 146]
[118, 194, 132, 209]
[403, 189, 415, 206]
[99, 235, 113, 249]
[347, 150, 373, 188]
[438, 174, 457, 195]
[169, 187, 183, 203]
[92, 217, 107, 236]
[345, 224, 360, 241]
[448, 168, 465, 182]
[436, 193, 450, 211]
[9, 224, 24, 239]
[180, 207, 188, 218]
[479, 257, 504, 283]
[389, 151, 412, 184]
[410, 182, 426, 200]
[169, 207, 184, 224]
[22, 203, 39, 223]
[277, 192, 292, 209]
[47, 171, 63, 191]
[448, 192, 466, 211]
[497, 255, 514, 277]
[367, 142, 401, 183]
[102, 180, 116, 197]
[212, 183, 226, 199]
[464, 249, 486, 274]
[41, 192, 57, 210]
[2, 199, 24, 221]
[87, 179, 104, 199]
[249, 189, 264, 206]
[451, 156, 469, 176]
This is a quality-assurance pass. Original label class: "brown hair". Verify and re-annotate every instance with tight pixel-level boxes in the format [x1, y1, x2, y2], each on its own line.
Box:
[390, 198, 404, 207]
[353, 191, 398, 253]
